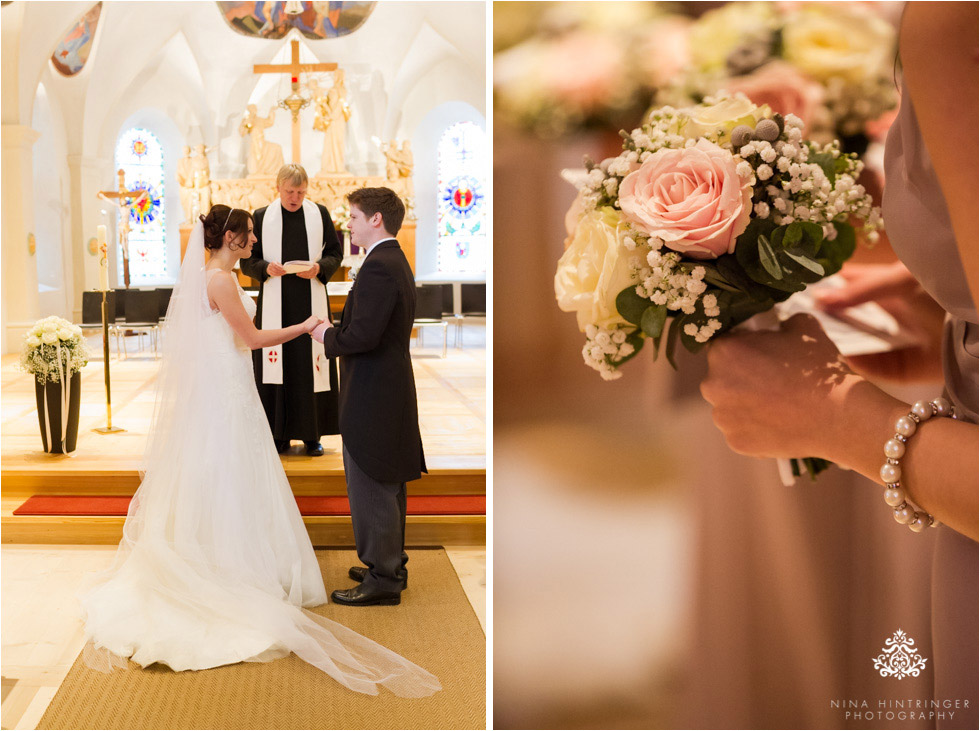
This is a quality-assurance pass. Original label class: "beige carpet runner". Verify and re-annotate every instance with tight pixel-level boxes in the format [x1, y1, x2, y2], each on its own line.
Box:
[37, 549, 485, 729]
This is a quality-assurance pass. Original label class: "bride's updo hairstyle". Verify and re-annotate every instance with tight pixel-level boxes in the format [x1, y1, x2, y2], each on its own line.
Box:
[200, 205, 252, 251]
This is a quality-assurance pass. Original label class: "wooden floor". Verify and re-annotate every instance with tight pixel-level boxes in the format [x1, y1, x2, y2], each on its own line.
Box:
[2, 327, 486, 545]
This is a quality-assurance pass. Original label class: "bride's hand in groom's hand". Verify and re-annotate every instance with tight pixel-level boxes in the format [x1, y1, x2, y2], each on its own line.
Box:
[302, 315, 322, 333]
[700, 314, 860, 460]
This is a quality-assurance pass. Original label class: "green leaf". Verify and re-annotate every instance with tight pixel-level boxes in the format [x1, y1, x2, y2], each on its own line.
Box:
[716, 255, 773, 300]
[613, 330, 645, 368]
[640, 304, 668, 338]
[808, 149, 837, 183]
[757, 235, 783, 280]
[816, 222, 857, 276]
[782, 249, 825, 276]
[783, 222, 802, 247]
[664, 317, 681, 370]
[615, 286, 650, 326]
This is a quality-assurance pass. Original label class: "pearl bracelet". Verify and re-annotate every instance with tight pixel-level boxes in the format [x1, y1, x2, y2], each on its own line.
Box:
[880, 397, 955, 533]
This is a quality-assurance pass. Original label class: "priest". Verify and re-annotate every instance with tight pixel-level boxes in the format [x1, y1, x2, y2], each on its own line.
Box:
[241, 164, 342, 456]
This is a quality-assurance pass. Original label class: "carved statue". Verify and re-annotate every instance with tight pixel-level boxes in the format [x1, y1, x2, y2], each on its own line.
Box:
[382, 139, 414, 203]
[239, 104, 284, 177]
[311, 73, 351, 175]
[176, 145, 195, 223]
[191, 144, 212, 215]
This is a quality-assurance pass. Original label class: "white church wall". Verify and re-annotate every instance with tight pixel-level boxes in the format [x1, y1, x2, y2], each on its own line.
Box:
[412, 101, 486, 279]
[31, 82, 72, 319]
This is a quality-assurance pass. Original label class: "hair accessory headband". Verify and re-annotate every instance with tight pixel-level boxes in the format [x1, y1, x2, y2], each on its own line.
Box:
[221, 208, 234, 232]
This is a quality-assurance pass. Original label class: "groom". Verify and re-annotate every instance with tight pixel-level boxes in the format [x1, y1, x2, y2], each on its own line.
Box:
[312, 187, 425, 606]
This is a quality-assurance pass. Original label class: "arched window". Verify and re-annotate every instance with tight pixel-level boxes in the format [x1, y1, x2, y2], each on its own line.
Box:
[437, 122, 486, 275]
[114, 128, 166, 286]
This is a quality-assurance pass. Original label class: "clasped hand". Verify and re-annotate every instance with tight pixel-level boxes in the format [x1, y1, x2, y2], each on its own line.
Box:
[302, 315, 330, 333]
[700, 314, 859, 461]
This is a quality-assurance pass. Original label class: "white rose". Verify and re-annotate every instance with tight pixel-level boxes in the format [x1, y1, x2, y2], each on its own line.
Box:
[782, 5, 895, 84]
[57, 328, 73, 340]
[41, 331, 58, 344]
[556, 207, 645, 331]
[679, 98, 771, 144]
[42, 322, 58, 334]
[25, 335, 41, 347]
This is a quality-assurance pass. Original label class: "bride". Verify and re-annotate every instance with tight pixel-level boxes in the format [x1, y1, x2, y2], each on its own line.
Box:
[78, 205, 440, 697]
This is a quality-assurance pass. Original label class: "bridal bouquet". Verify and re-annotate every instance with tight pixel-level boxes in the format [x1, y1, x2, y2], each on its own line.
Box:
[20, 316, 89, 383]
[556, 96, 882, 477]
[557, 96, 883, 373]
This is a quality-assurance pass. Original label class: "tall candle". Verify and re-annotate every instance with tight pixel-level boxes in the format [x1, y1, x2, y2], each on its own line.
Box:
[97, 224, 108, 292]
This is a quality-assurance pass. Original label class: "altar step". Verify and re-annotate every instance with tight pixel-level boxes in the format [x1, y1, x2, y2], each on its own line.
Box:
[1, 494, 486, 546]
[0, 463, 486, 497]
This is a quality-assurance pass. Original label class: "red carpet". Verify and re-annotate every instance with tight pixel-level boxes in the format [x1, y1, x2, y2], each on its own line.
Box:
[13, 494, 485, 516]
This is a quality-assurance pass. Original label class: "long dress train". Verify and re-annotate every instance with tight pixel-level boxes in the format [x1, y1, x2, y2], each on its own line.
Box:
[79, 234, 440, 698]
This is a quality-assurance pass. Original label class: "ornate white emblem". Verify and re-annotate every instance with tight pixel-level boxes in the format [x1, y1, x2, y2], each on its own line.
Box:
[873, 629, 928, 679]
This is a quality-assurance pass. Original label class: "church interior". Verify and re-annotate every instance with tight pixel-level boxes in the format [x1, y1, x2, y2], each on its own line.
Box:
[1, 2, 485, 728]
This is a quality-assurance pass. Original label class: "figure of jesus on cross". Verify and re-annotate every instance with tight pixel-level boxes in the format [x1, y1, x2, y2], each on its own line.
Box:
[97, 169, 148, 289]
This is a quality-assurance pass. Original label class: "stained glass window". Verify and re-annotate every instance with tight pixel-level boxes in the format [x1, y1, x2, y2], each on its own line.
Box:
[51, 3, 102, 76]
[437, 122, 487, 275]
[114, 128, 166, 286]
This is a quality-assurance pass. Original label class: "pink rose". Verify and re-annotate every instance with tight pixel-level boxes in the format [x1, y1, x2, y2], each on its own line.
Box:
[722, 62, 824, 130]
[619, 139, 753, 260]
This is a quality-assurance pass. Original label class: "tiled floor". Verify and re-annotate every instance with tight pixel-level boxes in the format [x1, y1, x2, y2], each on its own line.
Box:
[0, 544, 486, 730]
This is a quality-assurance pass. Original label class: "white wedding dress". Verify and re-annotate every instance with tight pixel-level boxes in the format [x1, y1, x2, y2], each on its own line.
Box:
[78, 225, 439, 697]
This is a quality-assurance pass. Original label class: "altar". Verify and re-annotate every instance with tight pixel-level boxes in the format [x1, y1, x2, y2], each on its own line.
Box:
[175, 36, 418, 284]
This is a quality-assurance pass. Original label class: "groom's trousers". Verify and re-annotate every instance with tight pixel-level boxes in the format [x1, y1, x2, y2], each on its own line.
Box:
[342, 445, 408, 593]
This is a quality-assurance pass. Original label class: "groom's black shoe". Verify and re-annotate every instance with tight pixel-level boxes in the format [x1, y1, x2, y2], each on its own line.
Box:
[275, 439, 290, 454]
[348, 566, 408, 589]
[305, 441, 324, 457]
[331, 585, 401, 606]
[303, 442, 323, 457]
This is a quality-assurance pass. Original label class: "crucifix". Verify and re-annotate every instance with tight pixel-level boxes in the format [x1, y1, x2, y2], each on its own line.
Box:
[97, 169, 148, 288]
[253, 39, 337, 164]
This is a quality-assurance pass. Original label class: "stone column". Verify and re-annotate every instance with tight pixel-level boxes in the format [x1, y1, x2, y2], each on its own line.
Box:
[66, 154, 110, 320]
[2, 124, 41, 353]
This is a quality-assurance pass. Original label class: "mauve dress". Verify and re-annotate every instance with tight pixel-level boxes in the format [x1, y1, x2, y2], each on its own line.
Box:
[883, 78, 979, 729]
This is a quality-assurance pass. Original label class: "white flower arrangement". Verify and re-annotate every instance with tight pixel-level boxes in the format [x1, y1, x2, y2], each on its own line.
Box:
[330, 204, 351, 231]
[20, 316, 90, 384]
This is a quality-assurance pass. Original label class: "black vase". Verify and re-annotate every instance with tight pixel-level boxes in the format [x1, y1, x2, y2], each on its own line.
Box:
[35, 371, 81, 454]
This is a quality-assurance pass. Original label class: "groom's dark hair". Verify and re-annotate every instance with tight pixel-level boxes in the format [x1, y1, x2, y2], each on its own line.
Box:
[347, 187, 405, 236]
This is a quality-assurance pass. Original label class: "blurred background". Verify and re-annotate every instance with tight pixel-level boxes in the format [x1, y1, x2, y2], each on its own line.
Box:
[492, 2, 948, 728]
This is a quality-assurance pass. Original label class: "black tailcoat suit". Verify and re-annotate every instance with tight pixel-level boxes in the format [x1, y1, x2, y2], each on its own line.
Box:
[240, 203, 341, 442]
[319, 238, 426, 592]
